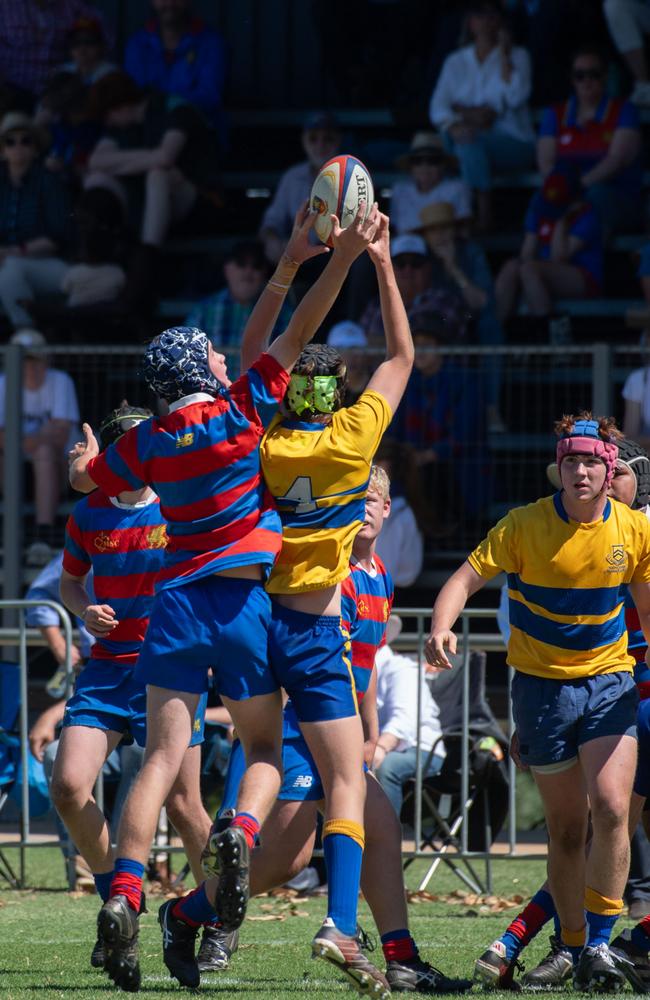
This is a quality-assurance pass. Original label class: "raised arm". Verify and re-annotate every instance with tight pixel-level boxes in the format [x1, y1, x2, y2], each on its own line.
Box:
[364, 214, 414, 413]
[240, 201, 329, 371]
[425, 560, 486, 669]
[69, 423, 100, 493]
[265, 202, 380, 374]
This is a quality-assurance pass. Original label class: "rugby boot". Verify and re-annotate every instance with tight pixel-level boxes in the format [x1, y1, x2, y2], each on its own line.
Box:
[312, 918, 391, 999]
[474, 940, 522, 989]
[197, 925, 239, 972]
[573, 943, 626, 993]
[204, 825, 250, 931]
[90, 933, 105, 969]
[387, 956, 473, 993]
[158, 898, 200, 988]
[610, 929, 650, 993]
[520, 936, 572, 990]
[98, 894, 141, 992]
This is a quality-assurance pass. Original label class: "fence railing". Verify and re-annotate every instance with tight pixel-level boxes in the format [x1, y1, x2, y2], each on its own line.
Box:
[1, 599, 545, 894]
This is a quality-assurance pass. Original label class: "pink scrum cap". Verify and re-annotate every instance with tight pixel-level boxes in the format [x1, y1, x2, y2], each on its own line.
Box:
[556, 418, 619, 486]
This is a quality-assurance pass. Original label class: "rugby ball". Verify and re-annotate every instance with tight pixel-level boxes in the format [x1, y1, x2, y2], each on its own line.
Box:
[310, 155, 374, 246]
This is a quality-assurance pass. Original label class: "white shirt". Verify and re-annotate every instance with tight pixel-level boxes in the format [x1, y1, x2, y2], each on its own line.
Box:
[0, 367, 80, 451]
[375, 496, 424, 587]
[429, 44, 535, 143]
[375, 645, 445, 755]
[391, 176, 473, 233]
[622, 367, 650, 435]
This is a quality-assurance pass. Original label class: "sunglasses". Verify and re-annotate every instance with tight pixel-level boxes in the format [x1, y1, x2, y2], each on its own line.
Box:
[393, 256, 427, 269]
[411, 154, 443, 166]
[573, 68, 603, 82]
[4, 134, 34, 147]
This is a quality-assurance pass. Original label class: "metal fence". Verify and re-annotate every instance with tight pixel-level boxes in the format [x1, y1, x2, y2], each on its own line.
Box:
[0, 339, 642, 602]
[1, 600, 538, 894]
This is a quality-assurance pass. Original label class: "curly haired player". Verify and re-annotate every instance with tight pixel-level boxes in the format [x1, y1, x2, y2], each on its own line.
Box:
[427, 412, 650, 993]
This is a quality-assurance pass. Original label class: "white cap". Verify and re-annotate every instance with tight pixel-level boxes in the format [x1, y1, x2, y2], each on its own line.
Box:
[10, 328, 47, 352]
[390, 234, 428, 258]
[327, 321, 367, 349]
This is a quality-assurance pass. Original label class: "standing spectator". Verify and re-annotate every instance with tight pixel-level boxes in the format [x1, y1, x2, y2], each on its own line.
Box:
[537, 45, 642, 234]
[391, 131, 472, 234]
[125, 0, 227, 130]
[603, 0, 650, 106]
[0, 329, 79, 565]
[373, 617, 446, 822]
[0, 112, 74, 328]
[429, 1, 535, 230]
[622, 330, 650, 452]
[185, 241, 293, 350]
[495, 166, 603, 329]
[0, 1, 107, 103]
[417, 202, 505, 431]
[259, 112, 341, 263]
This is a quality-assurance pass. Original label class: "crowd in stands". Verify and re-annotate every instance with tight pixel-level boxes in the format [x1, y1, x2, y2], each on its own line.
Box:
[5, 0, 650, 571]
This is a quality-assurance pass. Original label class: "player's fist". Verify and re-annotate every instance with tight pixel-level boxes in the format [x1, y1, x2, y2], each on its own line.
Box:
[82, 604, 118, 637]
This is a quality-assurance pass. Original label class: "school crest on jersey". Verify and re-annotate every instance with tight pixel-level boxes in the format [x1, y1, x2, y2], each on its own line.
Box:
[147, 524, 168, 549]
[357, 598, 369, 617]
[382, 599, 389, 622]
[605, 544, 628, 573]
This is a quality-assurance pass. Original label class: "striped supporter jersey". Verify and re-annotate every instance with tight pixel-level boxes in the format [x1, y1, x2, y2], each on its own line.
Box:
[85, 354, 289, 591]
[261, 390, 392, 594]
[341, 555, 394, 702]
[468, 493, 650, 680]
[63, 491, 167, 663]
[283, 553, 394, 738]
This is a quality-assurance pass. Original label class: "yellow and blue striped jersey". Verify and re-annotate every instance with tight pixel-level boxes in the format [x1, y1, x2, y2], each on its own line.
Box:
[261, 390, 392, 593]
[468, 493, 650, 680]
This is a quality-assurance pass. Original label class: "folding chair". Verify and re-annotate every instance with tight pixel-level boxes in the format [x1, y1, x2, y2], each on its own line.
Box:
[0, 661, 51, 887]
[401, 650, 509, 894]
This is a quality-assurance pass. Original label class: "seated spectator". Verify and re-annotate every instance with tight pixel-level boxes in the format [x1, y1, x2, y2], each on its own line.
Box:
[429, 0, 535, 230]
[0, 112, 75, 330]
[395, 310, 489, 524]
[125, 0, 227, 130]
[537, 44, 642, 234]
[60, 16, 116, 85]
[622, 329, 650, 452]
[60, 188, 126, 308]
[185, 240, 293, 349]
[85, 71, 221, 303]
[0, 1, 107, 103]
[359, 233, 471, 347]
[326, 321, 370, 406]
[374, 615, 446, 822]
[391, 130, 472, 234]
[0, 329, 79, 564]
[38, 72, 102, 176]
[495, 166, 602, 329]
[603, 0, 650, 106]
[374, 437, 424, 588]
[416, 201, 505, 430]
[260, 111, 341, 263]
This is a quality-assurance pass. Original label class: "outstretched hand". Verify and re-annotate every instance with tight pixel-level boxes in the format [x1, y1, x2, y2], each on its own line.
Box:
[68, 423, 99, 465]
[366, 212, 391, 266]
[424, 628, 456, 671]
[284, 200, 331, 265]
[330, 201, 380, 263]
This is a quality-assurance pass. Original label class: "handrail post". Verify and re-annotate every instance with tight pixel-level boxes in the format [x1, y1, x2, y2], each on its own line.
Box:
[460, 613, 471, 854]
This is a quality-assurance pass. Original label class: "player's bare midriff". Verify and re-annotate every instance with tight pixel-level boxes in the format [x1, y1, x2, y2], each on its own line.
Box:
[274, 582, 341, 616]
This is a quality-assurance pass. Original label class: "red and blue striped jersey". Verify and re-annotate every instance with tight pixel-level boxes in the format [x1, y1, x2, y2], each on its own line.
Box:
[341, 554, 394, 702]
[623, 587, 650, 700]
[86, 354, 289, 591]
[63, 491, 167, 664]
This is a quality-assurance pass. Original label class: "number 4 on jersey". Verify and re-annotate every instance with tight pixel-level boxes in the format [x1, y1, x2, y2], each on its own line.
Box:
[279, 476, 317, 513]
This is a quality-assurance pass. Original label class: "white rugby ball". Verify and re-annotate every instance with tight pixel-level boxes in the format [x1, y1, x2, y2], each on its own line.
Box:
[310, 154, 374, 246]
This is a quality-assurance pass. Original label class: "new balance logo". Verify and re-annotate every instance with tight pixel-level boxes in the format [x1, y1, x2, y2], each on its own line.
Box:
[292, 775, 313, 788]
[176, 432, 194, 448]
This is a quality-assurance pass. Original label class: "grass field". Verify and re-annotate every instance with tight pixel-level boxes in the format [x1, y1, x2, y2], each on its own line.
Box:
[0, 849, 637, 999]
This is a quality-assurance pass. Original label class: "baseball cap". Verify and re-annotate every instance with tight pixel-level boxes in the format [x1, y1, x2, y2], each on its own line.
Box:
[327, 321, 367, 349]
[10, 328, 47, 353]
[390, 235, 428, 258]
